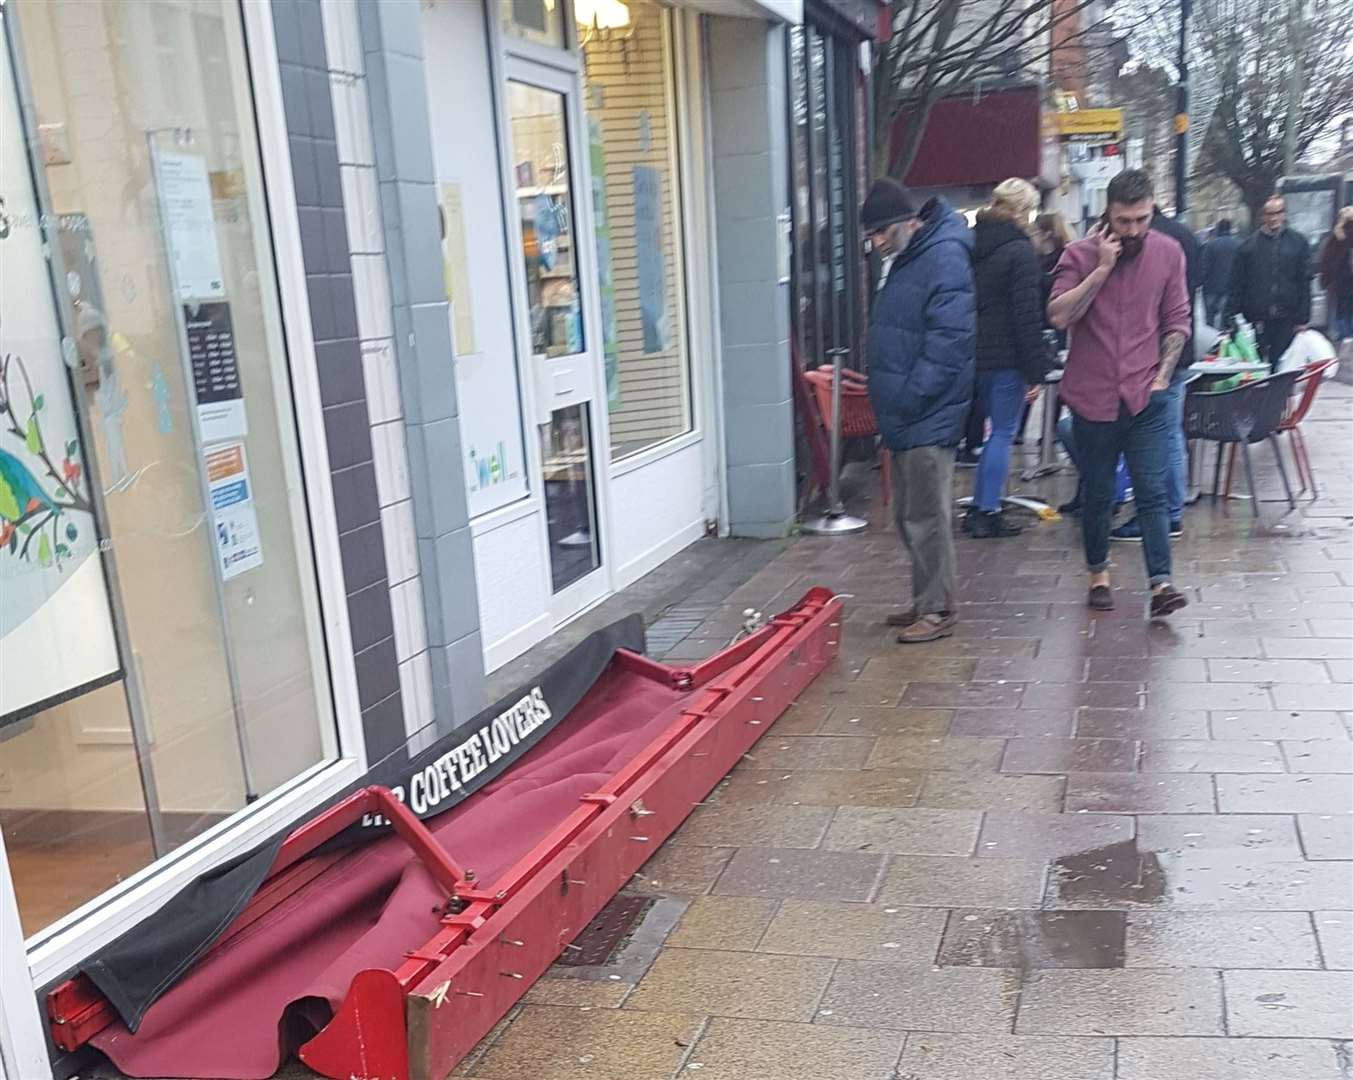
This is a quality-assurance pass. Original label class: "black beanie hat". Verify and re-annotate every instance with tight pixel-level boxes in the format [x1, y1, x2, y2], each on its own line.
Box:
[861, 178, 919, 230]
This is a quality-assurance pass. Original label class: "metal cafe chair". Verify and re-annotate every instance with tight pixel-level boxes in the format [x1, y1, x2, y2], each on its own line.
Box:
[1183, 369, 1300, 517]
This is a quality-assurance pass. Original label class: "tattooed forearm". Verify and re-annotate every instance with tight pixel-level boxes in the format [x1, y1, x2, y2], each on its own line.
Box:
[1155, 331, 1187, 387]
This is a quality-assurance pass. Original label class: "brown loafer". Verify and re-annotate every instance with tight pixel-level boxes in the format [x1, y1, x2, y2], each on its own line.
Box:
[1150, 584, 1189, 619]
[1087, 585, 1116, 611]
[885, 610, 917, 627]
[896, 612, 956, 643]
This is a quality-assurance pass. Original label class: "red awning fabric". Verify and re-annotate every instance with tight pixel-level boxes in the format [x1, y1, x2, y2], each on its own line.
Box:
[92, 667, 695, 1079]
[891, 85, 1042, 188]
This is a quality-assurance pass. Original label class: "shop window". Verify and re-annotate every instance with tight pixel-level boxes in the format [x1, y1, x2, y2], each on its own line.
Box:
[500, 0, 568, 50]
[507, 81, 587, 360]
[579, 0, 693, 461]
[0, 0, 336, 937]
[788, 23, 865, 373]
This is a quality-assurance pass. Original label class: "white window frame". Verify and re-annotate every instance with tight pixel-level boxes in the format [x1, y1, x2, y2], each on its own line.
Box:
[1, 834, 49, 1080]
[605, 4, 708, 481]
[0, 1, 370, 1049]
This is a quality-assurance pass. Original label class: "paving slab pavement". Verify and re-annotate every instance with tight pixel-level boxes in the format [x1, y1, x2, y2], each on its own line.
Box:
[95, 383, 1353, 1079]
[451, 380, 1353, 1079]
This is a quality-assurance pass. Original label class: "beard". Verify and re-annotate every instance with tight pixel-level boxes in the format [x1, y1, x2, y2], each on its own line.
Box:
[1118, 234, 1145, 261]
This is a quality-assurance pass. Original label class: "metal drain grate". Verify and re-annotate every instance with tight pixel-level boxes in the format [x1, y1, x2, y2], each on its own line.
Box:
[556, 894, 655, 966]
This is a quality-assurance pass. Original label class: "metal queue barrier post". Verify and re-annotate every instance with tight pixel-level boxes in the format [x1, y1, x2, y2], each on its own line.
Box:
[801, 347, 869, 535]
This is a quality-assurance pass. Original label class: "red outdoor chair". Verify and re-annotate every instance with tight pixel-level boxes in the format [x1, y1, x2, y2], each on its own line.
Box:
[1277, 357, 1336, 498]
[801, 366, 891, 506]
[1221, 358, 1336, 500]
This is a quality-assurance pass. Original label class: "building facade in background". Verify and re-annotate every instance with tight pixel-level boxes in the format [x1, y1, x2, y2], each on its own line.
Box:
[0, 1, 804, 1074]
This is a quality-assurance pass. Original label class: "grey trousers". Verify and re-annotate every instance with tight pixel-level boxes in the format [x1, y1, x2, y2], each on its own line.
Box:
[890, 446, 957, 615]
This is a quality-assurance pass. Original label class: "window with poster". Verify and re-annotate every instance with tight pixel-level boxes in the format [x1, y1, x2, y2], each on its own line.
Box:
[0, 0, 341, 948]
[577, 0, 693, 462]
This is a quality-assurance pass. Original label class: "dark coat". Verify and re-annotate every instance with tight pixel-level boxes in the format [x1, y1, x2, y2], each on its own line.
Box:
[1200, 232, 1240, 296]
[1318, 229, 1353, 313]
[1225, 227, 1312, 325]
[971, 216, 1048, 382]
[1151, 209, 1202, 368]
[867, 198, 975, 451]
[1040, 247, 1067, 349]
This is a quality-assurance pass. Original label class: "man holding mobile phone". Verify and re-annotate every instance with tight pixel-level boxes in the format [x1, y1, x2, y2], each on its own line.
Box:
[1047, 170, 1191, 618]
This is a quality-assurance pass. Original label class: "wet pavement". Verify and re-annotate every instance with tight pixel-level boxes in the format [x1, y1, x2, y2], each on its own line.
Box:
[101, 381, 1352, 1080]
[450, 379, 1353, 1079]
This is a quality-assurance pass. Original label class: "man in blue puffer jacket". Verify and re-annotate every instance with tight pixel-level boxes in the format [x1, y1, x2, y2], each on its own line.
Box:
[863, 179, 975, 643]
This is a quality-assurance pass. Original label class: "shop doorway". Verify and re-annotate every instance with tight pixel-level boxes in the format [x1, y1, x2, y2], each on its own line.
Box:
[502, 69, 608, 611]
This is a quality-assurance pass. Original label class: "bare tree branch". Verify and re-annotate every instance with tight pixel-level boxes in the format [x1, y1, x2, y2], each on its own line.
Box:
[1189, 0, 1353, 224]
[875, 0, 1169, 180]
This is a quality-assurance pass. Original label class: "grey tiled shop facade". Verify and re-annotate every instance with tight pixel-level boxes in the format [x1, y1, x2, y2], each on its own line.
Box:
[271, 0, 800, 755]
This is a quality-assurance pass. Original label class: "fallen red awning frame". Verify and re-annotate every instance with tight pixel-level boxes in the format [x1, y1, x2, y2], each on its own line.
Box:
[48, 587, 842, 1080]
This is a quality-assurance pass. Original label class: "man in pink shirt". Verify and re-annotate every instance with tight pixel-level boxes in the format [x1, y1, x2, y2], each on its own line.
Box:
[1048, 170, 1191, 618]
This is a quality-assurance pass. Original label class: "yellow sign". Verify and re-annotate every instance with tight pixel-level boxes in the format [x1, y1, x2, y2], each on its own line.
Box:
[1174, 113, 1189, 134]
[1053, 108, 1124, 141]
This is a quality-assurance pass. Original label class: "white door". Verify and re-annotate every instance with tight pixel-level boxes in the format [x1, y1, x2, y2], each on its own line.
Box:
[499, 59, 611, 622]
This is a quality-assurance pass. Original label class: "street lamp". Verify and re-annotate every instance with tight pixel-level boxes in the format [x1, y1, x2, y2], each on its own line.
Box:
[1174, 0, 1192, 216]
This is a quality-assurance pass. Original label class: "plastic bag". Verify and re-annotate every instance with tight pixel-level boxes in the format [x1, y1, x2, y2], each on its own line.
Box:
[1193, 309, 1222, 362]
[1276, 329, 1338, 377]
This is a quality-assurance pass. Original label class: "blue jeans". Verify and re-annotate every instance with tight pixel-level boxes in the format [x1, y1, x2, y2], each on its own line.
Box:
[972, 369, 1026, 511]
[1162, 372, 1187, 520]
[1072, 393, 1173, 585]
[1336, 305, 1353, 341]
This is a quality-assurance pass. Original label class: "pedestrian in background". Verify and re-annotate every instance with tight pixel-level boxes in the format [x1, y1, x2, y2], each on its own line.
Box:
[1018, 211, 1073, 447]
[1226, 196, 1311, 363]
[965, 178, 1047, 538]
[1318, 207, 1353, 344]
[1200, 218, 1239, 327]
[862, 178, 975, 644]
[1048, 169, 1191, 618]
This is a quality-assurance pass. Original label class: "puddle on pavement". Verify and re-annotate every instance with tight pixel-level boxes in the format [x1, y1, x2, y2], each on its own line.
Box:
[1049, 838, 1169, 908]
[940, 910, 1126, 968]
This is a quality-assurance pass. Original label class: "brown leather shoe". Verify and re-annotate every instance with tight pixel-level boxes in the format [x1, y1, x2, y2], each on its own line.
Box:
[1087, 584, 1116, 611]
[1150, 584, 1189, 618]
[896, 612, 956, 643]
[885, 610, 917, 627]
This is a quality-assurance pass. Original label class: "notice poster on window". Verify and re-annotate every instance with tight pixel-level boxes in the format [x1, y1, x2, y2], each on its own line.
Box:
[151, 147, 226, 301]
[435, 182, 528, 517]
[183, 301, 247, 443]
[632, 165, 668, 354]
[205, 442, 263, 580]
[589, 115, 620, 409]
[1, 27, 121, 724]
[439, 183, 476, 356]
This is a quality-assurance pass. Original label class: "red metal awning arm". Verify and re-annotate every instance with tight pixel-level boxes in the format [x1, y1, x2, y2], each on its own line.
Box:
[302, 587, 841, 1080]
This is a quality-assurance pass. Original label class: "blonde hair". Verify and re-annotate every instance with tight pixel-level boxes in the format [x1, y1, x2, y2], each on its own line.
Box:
[986, 177, 1039, 225]
[1035, 211, 1072, 250]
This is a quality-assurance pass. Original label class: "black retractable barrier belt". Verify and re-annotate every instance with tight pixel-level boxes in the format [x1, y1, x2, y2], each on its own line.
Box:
[77, 614, 645, 1032]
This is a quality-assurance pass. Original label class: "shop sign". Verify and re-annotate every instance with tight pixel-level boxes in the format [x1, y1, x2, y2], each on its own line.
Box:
[1, 40, 120, 724]
[1053, 107, 1124, 143]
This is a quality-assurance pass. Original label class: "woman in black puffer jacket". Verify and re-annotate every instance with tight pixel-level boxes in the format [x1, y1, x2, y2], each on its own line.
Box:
[964, 178, 1049, 538]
